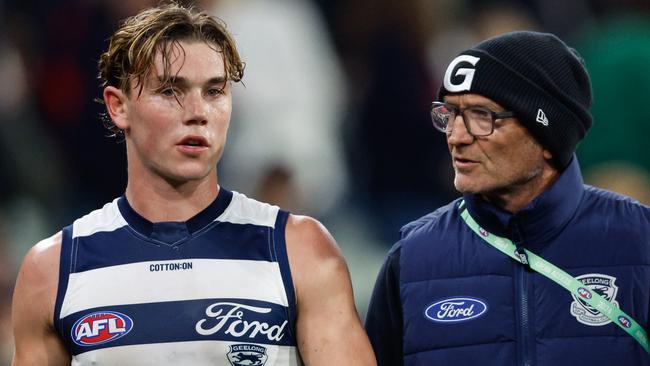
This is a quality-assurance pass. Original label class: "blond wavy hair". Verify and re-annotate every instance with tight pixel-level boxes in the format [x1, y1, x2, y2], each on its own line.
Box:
[98, 2, 244, 136]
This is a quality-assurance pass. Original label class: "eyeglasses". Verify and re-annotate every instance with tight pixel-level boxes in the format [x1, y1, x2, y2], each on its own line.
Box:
[430, 101, 515, 137]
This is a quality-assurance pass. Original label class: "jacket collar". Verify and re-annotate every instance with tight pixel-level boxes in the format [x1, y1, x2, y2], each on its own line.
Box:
[463, 156, 584, 249]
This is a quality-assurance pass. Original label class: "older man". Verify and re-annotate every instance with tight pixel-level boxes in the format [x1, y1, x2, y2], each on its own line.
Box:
[366, 31, 650, 365]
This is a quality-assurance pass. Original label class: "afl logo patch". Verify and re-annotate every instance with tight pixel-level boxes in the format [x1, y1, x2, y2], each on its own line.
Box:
[618, 316, 632, 328]
[71, 311, 133, 346]
[479, 227, 489, 237]
[424, 297, 488, 323]
[577, 287, 592, 299]
[570, 273, 619, 327]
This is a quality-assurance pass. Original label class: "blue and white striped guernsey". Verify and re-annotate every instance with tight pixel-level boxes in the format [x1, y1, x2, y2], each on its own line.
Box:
[53, 189, 302, 366]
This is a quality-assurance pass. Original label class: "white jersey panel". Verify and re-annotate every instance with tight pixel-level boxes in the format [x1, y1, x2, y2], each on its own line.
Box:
[72, 199, 127, 239]
[216, 191, 280, 227]
[60, 258, 289, 318]
[72, 341, 302, 366]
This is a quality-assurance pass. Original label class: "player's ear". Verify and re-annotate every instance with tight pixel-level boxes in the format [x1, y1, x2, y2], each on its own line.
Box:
[103, 86, 130, 130]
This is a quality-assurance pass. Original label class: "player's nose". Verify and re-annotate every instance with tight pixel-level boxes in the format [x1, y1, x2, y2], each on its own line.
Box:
[183, 90, 208, 126]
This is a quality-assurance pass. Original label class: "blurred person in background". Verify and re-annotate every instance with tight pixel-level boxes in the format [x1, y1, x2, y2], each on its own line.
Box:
[4, 0, 168, 224]
[339, 0, 458, 243]
[0, 0, 69, 267]
[0, 5, 68, 365]
[366, 30, 650, 365]
[11, 3, 375, 365]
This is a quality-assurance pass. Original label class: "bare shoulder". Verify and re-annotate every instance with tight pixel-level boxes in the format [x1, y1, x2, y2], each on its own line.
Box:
[13, 231, 62, 324]
[27, 231, 62, 263]
[284, 215, 376, 365]
[284, 215, 347, 296]
[285, 214, 342, 261]
[18, 232, 62, 290]
[12, 232, 70, 365]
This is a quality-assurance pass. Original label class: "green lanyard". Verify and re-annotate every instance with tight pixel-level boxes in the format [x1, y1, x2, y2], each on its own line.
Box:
[459, 200, 650, 354]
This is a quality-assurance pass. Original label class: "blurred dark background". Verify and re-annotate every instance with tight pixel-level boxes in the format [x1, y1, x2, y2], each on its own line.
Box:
[1, 0, 649, 361]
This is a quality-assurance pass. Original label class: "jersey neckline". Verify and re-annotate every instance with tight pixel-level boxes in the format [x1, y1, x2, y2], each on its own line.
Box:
[116, 188, 233, 243]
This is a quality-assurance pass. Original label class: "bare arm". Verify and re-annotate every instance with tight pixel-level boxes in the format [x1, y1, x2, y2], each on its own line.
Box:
[286, 215, 376, 366]
[12, 232, 70, 366]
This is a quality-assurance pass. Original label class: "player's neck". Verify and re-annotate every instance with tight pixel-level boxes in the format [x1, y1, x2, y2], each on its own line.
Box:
[124, 171, 219, 223]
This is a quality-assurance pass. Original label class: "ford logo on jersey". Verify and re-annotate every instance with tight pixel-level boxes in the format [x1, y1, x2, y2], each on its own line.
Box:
[424, 297, 488, 323]
[71, 311, 133, 346]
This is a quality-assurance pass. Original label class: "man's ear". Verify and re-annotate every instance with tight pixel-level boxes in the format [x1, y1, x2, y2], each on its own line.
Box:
[103, 86, 130, 131]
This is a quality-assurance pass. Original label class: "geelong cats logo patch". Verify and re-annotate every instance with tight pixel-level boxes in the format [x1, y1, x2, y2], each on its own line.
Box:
[570, 273, 619, 326]
[227, 344, 268, 366]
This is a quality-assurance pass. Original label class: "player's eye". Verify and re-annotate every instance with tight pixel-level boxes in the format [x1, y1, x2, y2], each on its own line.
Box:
[206, 87, 224, 97]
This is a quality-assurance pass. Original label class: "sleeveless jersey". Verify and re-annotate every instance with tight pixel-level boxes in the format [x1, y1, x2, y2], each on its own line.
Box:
[53, 189, 302, 365]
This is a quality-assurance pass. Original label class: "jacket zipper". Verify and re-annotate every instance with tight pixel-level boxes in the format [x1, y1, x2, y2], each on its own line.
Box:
[511, 220, 531, 366]
[518, 265, 531, 366]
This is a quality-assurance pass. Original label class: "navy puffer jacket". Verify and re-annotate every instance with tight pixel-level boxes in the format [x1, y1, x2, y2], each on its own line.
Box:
[366, 158, 650, 365]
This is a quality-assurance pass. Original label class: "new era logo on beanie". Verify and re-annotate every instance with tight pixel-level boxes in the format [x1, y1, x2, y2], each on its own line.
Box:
[438, 31, 593, 170]
[536, 109, 549, 126]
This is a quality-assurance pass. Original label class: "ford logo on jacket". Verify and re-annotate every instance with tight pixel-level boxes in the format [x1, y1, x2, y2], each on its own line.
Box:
[424, 297, 488, 323]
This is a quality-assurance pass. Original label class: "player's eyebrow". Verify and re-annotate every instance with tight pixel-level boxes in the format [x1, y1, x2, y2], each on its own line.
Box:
[205, 76, 228, 85]
[155, 75, 228, 86]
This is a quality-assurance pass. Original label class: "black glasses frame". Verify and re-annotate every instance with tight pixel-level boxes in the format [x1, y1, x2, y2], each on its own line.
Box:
[430, 101, 515, 137]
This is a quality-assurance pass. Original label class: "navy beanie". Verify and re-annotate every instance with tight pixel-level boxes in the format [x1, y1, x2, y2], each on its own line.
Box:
[438, 31, 593, 169]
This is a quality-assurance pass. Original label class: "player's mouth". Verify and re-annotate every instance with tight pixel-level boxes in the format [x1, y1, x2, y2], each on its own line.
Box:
[176, 136, 209, 154]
